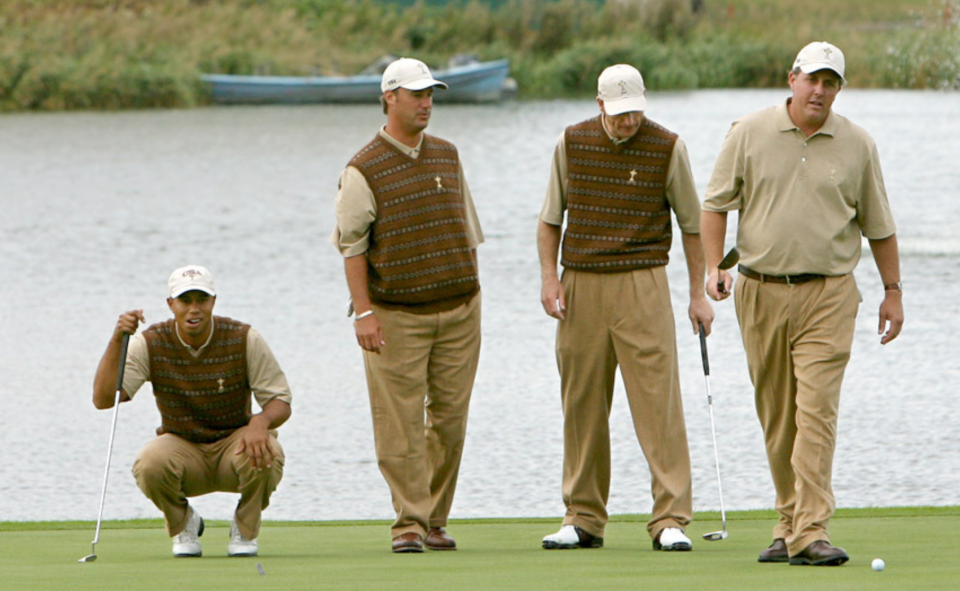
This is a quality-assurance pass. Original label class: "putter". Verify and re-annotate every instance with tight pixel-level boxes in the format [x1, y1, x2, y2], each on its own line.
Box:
[79, 333, 130, 563]
[716, 247, 740, 294]
[697, 322, 728, 541]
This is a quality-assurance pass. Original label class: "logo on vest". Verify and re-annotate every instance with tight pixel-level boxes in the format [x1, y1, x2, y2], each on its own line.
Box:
[628, 169, 638, 184]
[217, 378, 225, 393]
[435, 175, 443, 191]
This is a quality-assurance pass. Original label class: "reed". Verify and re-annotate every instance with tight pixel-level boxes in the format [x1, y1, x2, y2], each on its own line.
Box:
[0, 0, 957, 111]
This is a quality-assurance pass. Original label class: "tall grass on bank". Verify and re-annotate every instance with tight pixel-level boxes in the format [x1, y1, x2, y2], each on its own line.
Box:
[1, 0, 958, 111]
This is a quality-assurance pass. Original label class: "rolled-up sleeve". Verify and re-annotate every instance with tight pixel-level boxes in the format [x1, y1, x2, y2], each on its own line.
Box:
[246, 328, 292, 409]
[539, 132, 568, 226]
[331, 166, 377, 257]
[120, 333, 150, 399]
[459, 161, 485, 247]
[665, 139, 701, 233]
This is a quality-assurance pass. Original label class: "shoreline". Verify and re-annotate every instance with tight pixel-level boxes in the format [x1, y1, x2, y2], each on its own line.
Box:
[2, 0, 958, 112]
[5, 505, 959, 531]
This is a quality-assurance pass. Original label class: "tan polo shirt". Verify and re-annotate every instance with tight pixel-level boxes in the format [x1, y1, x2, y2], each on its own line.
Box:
[122, 321, 293, 409]
[703, 101, 896, 276]
[331, 127, 484, 257]
[539, 118, 701, 235]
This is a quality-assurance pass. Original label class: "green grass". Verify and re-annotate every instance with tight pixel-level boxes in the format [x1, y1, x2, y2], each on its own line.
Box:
[3, 507, 959, 590]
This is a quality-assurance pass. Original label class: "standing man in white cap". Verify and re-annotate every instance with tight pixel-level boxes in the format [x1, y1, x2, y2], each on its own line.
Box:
[537, 64, 712, 551]
[702, 41, 903, 566]
[92, 265, 292, 558]
[332, 57, 483, 553]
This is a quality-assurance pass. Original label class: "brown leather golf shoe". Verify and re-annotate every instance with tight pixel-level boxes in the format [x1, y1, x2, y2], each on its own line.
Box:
[789, 540, 849, 566]
[425, 527, 457, 551]
[391, 532, 424, 553]
[758, 538, 788, 563]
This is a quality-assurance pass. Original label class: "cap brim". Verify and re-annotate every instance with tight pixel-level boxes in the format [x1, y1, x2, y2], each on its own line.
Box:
[799, 63, 846, 84]
[170, 286, 217, 298]
[400, 79, 448, 91]
[604, 95, 647, 116]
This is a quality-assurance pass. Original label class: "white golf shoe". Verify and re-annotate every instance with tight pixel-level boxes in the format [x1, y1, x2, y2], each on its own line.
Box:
[654, 527, 692, 551]
[172, 506, 204, 557]
[227, 517, 259, 557]
[542, 525, 603, 549]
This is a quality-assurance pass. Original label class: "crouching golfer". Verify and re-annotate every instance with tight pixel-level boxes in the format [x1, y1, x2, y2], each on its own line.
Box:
[92, 265, 292, 557]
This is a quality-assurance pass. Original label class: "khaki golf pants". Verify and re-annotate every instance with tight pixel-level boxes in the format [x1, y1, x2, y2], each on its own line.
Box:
[556, 267, 693, 540]
[364, 293, 481, 539]
[132, 426, 284, 540]
[735, 273, 859, 556]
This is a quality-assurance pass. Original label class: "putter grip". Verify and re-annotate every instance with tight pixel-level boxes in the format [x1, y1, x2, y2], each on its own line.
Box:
[116, 333, 130, 389]
[698, 321, 709, 376]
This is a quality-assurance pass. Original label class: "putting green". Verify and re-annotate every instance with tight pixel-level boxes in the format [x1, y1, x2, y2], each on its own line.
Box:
[2, 507, 957, 590]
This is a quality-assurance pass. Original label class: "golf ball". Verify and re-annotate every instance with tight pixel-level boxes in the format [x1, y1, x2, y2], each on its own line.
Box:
[871, 558, 885, 571]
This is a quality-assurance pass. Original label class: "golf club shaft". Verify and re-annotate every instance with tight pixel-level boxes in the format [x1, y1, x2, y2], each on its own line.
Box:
[90, 333, 130, 548]
[697, 322, 727, 530]
[706, 390, 727, 529]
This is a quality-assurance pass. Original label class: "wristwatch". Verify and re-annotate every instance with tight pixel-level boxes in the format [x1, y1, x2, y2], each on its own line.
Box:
[884, 281, 902, 291]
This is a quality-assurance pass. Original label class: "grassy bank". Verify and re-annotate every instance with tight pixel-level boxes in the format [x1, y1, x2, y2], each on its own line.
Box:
[1, 0, 958, 111]
[3, 507, 959, 590]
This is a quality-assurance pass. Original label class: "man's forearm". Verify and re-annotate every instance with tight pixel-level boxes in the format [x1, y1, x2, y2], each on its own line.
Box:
[251, 399, 292, 430]
[700, 211, 729, 269]
[680, 232, 707, 298]
[868, 234, 902, 287]
[344, 254, 372, 314]
[537, 220, 563, 281]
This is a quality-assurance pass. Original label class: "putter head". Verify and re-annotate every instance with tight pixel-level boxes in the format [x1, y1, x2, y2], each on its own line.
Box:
[702, 530, 728, 541]
[717, 247, 740, 271]
[78, 554, 97, 563]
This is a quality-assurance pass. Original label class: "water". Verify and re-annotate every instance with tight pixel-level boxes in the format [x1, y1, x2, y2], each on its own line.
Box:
[2, 90, 959, 525]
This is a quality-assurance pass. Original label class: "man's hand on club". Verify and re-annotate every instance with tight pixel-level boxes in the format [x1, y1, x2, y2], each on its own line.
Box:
[706, 270, 733, 301]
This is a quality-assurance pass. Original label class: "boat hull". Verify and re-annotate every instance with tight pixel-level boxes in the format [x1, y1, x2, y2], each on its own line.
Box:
[201, 60, 511, 104]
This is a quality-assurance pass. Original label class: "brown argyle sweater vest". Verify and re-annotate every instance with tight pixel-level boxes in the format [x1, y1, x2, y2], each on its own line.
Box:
[142, 317, 252, 444]
[350, 133, 479, 312]
[562, 116, 677, 272]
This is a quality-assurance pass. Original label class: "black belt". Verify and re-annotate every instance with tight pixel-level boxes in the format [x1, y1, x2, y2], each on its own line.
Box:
[738, 265, 825, 285]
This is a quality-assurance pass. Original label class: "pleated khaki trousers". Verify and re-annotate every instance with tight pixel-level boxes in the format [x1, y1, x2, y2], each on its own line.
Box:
[364, 293, 481, 539]
[735, 273, 859, 556]
[556, 267, 693, 540]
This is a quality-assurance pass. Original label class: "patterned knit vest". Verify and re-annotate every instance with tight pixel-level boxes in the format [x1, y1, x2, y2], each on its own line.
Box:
[562, 116, 677, 272]
[350, 133, 479, 311]
[142, 317, 252, 443]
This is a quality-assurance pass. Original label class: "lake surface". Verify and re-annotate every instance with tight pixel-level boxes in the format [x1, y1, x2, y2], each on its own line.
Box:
[2, 90, 958, 526]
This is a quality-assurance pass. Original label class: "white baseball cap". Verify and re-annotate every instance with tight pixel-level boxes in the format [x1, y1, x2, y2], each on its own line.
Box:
[597, 64, 647, 116]
[168, 265, 216, 298]
[380, 58, 449, 92]
[793, 41, 846, 84]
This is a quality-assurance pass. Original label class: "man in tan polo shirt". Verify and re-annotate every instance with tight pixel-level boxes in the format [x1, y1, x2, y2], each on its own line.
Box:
[702, 42, 904, 566]
[92, 265, 292, 558]
[538, 64, 713, 552]
[332, 58, 483, 553]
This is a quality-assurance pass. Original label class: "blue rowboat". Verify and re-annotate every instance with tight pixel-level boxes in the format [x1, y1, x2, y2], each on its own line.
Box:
[201, 59, 511, 104]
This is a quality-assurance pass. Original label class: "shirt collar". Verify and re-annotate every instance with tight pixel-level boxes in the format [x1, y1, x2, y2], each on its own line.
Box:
[174, 316, 215, 354]
[777, 99, 838, 137]
[379, 126, 423, 158]
[600, 113, 633, 145]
